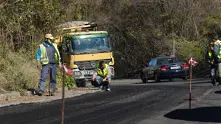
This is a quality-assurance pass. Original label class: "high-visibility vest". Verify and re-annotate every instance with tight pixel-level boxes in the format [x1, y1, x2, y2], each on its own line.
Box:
[208, 51, 214, 61]
[39, 43, 60, 65]
[219, 50, 221, 59]
[208, 51, 212, 57]
[96, 64, 109, 77]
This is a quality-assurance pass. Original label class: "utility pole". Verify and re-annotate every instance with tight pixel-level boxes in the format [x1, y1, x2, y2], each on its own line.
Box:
[172, 34, 176, 56]
[189, 60, 192, 109]
[61, 37, 65, 124]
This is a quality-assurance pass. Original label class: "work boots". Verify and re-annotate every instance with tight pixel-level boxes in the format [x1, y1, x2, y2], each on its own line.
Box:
[218, 77, 221, 86]
[37, 90, 44, 96]
[49, 88, 56, 96]
[211, 76, 216, 86]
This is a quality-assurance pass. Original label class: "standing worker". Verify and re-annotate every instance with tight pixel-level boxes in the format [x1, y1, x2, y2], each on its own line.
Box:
[214, 39, 221, 86]
[36, 34, 61, 96]
[205, 42, 216, 86]
[92, 61, 111, 92]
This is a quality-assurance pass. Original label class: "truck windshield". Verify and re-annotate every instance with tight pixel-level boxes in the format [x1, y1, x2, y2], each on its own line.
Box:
[72, 34, 111, 54]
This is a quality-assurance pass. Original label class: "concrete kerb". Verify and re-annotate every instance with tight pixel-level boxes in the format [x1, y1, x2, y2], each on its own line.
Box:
[0, 87, 100, 107]
[0, 87, 71, 100]
[0, 91, 21, 100]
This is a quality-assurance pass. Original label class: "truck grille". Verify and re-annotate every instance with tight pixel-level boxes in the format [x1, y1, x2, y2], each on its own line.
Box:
[75, 59, 111, 70]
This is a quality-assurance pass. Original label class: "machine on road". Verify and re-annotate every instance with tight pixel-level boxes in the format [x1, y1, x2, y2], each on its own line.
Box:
[56, 21, 115, 87]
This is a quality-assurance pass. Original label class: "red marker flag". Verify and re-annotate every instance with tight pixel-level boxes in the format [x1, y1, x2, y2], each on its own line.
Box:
[59, 64, 73, 76]
[188, 57, 198, 67]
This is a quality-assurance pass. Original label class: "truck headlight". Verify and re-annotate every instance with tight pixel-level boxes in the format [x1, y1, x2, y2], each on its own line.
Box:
[74, 71, 82, 77]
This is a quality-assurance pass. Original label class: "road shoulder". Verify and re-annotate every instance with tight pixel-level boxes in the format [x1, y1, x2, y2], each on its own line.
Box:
[0, 87, 99, 108]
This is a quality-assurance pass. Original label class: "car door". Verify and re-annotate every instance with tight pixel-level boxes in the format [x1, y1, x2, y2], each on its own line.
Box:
[144, 58, 157, 79]
[142, 59, 153, 78]
[149, 58, 158, 78]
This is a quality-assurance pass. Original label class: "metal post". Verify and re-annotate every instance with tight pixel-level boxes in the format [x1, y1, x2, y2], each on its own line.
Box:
[173, 37, 176, 56]
[49, 66, 51, 96]
[189, 62, 192, 109]
[61, 38, 65, 124]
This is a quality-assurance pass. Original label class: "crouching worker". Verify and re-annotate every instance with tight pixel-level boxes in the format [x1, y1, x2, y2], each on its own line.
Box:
[92, 61, 111, 92]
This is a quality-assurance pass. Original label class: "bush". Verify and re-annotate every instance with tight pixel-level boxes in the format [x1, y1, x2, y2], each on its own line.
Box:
[0, 49, 40, 91]
[57, 68, 76, 90]
[0, 47, 76, 92]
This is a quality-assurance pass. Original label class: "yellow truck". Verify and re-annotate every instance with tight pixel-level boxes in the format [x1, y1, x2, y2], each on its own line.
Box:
[56, 21, 115, 87]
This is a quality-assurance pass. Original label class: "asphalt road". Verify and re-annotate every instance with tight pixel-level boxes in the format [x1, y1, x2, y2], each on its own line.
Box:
[0, 78, 213, 124]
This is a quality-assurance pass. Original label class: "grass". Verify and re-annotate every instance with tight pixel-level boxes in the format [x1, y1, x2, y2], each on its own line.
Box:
[0, 49, 40, 91]
[0, 48, 76, 93]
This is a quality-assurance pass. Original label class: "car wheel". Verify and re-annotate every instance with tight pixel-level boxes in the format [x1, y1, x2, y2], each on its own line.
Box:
[182, 76, 188, 80]
[169, 78, 173, 81]
[141, 73, 147, 83]
[154, 73, 160, 82]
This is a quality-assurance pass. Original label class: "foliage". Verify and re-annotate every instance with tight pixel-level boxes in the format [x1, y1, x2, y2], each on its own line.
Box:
[0, 48, 39, 91]
[56, 69, 76, 89]
[1, 0, 221, 91]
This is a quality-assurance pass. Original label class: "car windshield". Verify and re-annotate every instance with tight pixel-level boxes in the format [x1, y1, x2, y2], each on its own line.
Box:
[157, 57, 181, 65]
[72, 34, 111, 54]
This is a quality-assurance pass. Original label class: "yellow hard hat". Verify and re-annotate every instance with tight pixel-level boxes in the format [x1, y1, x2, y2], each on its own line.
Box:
[45, 34, 54, 40]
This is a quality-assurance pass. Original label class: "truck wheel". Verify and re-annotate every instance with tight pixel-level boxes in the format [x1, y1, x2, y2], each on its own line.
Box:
[76, 81, 81, 87]
[76, 79, 86, 87]
[81, 80, 86, 87]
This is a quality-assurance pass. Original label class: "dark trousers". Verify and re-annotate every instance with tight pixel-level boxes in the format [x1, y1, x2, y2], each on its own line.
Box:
[210, 67, 216, 85]
[38, 64, 57, 92]
[96, 76, 111, 89]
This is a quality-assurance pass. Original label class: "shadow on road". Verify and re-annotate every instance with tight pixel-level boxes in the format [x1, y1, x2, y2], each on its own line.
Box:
[215, 90, 221, 94]
[164, 107, 221, 123]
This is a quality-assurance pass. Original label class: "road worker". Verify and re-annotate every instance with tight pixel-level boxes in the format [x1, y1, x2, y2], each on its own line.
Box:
[36, 34, 61, 96]
[205, 42, 216, 86]
[92, 61, 111, 92]
[213, 39, 221, 85]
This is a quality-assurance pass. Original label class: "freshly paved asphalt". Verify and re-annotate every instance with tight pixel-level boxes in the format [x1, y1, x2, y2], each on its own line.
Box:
[0, 78, 215, 124]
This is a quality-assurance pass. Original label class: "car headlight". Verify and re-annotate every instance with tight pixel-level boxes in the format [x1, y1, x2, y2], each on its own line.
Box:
[74, 71, 82, 77]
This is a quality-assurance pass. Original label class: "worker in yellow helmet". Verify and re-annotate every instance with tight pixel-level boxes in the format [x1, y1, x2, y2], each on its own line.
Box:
[92, 61, 111, 92]
[36, 33, 61, 96]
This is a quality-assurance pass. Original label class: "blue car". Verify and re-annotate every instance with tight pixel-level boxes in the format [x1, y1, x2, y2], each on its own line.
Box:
[140, 56, 189, 83]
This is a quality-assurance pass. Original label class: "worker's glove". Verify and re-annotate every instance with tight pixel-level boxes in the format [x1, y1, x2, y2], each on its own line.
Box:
[92, 77, 95, 81]
[103, 78, 108, 82]
[92, 73, 97, 81]
[37, 61, 42, 70]
[59, 63, 62, 69]
[92, 75, 96, 81]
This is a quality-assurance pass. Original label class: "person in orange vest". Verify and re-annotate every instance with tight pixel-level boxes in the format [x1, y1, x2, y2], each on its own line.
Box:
[92, 61, 111, 92]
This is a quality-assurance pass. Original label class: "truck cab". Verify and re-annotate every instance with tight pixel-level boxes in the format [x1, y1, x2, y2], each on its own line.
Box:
[57, 21, 115, 87]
